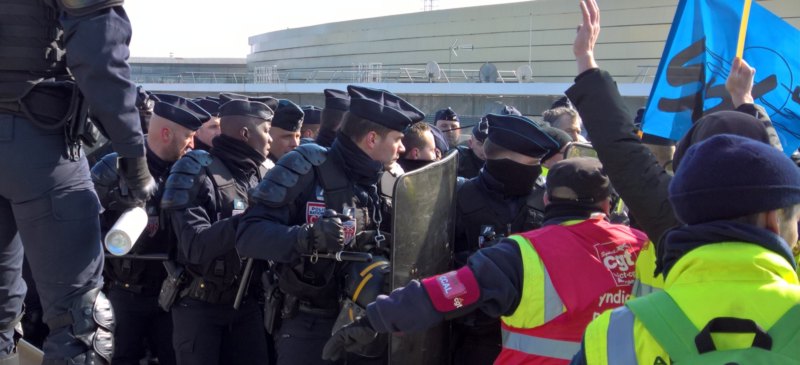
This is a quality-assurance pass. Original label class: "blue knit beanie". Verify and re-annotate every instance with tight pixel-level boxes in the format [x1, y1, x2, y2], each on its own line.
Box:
[669, 134, 800, 224]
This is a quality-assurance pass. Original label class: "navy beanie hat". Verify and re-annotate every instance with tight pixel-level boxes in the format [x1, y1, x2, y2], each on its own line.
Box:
[669, 134, 800, 224]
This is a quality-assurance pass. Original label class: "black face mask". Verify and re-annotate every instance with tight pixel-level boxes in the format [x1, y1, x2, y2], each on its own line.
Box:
[484, 158, 542, 196]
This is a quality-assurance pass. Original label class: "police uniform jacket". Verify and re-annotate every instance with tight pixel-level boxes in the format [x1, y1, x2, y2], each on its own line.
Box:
[237, 137, 386, 311]
[455, 167, 545, 265]
[456, 145, 484, 179]
[165, 136, 266, 300]
[102, 146, 174, 293]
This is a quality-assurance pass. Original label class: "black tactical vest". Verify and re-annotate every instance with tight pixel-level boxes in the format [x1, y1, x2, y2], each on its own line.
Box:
[277, 156, 382, 310]
[182, 157, 258, 304]
[0, 0, 69, 100]
[457, 181, 546, 254]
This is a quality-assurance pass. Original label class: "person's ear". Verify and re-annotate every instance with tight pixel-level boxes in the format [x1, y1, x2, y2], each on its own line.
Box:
[240, 127, 249, 141]
[764, 210, 780, 235]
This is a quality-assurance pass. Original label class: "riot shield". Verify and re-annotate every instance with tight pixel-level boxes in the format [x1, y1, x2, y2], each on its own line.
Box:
[389, 151, 458, 364]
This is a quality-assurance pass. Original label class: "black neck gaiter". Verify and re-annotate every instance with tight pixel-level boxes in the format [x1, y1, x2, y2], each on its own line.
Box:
[484, 158, 542, 196]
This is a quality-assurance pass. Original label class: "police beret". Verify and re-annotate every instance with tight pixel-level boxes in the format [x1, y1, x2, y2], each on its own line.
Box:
[249, 96, 279, 113]
[218, 93, 249, 104]
[347, 85, 424, 132]
[205, 96, 221, 103]
[272, 99, 304, 132]
[324, 89, 350, 111]
[500, 105, 523, 116]
[151, 93, 210, 131]
[219, 99, 273, 121]
[542, 126, 573, 152]
[434, 107, 459, 122]
[472, 117, 489, 142]
[486, 114, 559, 159]
[301, 105, 322, 125]
[193, 98, 220, 117]
[547, 157, 611, 204]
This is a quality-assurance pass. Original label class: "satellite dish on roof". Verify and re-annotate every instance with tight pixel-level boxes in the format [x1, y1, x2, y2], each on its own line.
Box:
[426, 61, 442, 81]
[516, 65, 533, 83]
[479, 63, 498, 83]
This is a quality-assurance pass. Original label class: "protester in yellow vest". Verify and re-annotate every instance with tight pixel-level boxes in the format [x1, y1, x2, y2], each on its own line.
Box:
[571, 134, 800, 364]
[322, 158, 649, 364]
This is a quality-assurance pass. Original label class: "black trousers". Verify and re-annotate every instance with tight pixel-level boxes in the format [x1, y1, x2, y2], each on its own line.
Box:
[108, 288, 175, 365]
[0, 114, 104, 361]
[172, 298, 269, 365]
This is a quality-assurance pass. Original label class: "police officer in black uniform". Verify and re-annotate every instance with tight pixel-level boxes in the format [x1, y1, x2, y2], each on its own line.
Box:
[0, 1, 155, 364]
[300, 105, 322, 144]
[268, 99, 304, 163]
[315, 89, 350, 148]
[192, 98, 221, 152]
[92, 95, 210, 365]
[237, 85, 423, 365]
[452, 113, 561, 365]
[160, 99, 273, 365]
[456, 118, 489, 179]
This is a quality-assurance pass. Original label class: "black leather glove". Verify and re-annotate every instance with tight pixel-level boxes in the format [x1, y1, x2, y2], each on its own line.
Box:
[297, 209, 349, 253]
[321, 316, 378, 361]
[117, 156, 156, 208]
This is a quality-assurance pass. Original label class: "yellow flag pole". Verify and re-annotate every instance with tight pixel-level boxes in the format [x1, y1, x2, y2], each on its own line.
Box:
[736, 0, 753, 59]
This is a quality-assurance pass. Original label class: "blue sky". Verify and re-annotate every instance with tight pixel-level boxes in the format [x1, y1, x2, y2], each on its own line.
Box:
[125, 0, 526, 58]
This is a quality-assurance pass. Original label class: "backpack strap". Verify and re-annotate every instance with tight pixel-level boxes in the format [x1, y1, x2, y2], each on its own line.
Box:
[625, 291, 699, 362]
[767, 304, 800, 358]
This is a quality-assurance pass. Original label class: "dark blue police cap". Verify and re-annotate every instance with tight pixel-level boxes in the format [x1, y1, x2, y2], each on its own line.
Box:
[272, 99, 304, 132]
[472, 117, 489, 142]
[193, 98, 220, 117]
[500, 105, 523, 116]
[249, 96, 279, 113]
[219, 93, 249, 104]
[219, 99, 273, 121]
[486, 114, 559, 159]
[347, 85, 424, 132]
[205, 96, 221, 103]
[324, 89, 350, 111]
[434, 107, 459, 122]
[301, 105, 322, 125]
[151, 93, 210, 131]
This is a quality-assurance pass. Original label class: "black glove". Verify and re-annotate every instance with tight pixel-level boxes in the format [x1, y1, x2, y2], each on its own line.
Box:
[298, 209, 349, 253]
[117, 156, 156, 208]
[321, 316, 378, 361]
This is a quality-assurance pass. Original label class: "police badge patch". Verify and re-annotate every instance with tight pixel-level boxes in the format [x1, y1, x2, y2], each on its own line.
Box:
[306, 202, 326, 224]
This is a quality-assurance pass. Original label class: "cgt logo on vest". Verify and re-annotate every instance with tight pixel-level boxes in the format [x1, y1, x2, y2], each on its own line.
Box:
[594, 242, 637, 287]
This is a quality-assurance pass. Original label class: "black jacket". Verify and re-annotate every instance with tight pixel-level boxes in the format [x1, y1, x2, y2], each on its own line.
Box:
[565, 69, 775, 252]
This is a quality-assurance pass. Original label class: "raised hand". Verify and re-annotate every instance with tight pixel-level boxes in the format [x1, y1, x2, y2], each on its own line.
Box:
[573, 0, 601, 74]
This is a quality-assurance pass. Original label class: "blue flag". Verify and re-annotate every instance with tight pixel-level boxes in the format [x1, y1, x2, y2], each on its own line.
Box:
[643, 0, 800, 154]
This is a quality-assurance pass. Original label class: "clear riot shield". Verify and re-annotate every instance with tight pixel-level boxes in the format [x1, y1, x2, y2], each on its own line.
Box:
[389, 151, 458, 364]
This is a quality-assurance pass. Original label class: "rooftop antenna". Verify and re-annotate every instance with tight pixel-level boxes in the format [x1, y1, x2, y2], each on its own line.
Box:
[423, 0, 436, 11]
[516, 65, 533, 83]
[426, 61, 442, 82]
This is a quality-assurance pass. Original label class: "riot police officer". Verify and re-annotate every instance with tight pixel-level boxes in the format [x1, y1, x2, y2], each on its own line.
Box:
[452, 113, 561, 365]
[160, 99, 273, 365]
[0, 1, 155, 363]
[315, 89, 350, 147]
[456, 117, 488, 179]
[268, 99, 304, 162]
[92, 95, 210, 365]
[192, 98, 222, 152]
[237, 85, 423, 365]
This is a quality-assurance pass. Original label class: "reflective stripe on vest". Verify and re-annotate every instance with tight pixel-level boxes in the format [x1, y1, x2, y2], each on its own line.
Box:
[500, 328, 580, 360]
[631, 279, 661, 298]
[606, 306, 638, 364]
[543, 266, 564, 322]
[503, 235, 564, 327]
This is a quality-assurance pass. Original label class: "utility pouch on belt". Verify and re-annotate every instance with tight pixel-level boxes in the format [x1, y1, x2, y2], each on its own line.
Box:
[158, 261, 187, 311]
[262, 270, 283, 334]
